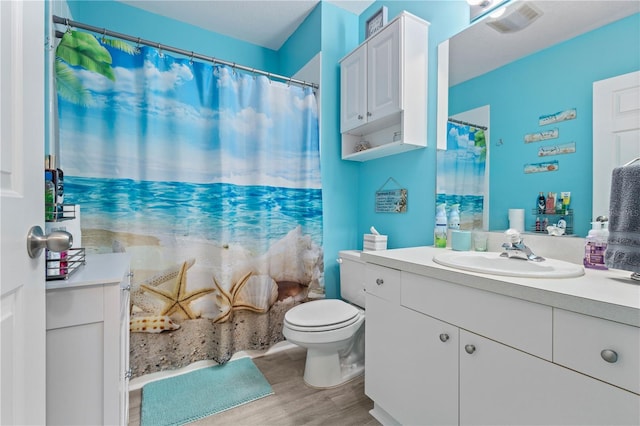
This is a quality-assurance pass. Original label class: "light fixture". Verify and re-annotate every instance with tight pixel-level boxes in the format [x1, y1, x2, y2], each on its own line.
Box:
[467, 0, 491, 6]
[489, 6, 506, 18]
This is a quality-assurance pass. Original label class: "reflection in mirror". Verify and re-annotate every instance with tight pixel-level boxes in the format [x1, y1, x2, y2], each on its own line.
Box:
[438, 0, 640, 237]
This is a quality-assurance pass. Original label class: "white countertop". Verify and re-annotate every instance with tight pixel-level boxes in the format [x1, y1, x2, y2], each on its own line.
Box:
[46, 253, 131, 291]
[361, 247, 640, 327]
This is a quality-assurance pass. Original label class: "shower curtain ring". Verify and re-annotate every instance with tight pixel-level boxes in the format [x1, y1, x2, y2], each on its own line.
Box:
[65, 18, 71, 33]
[189, 51, 194, 65]
[287, 77, 292, 87]
[101, 28, 107, 43]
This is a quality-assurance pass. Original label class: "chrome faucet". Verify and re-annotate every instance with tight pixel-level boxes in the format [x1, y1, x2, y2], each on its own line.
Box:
[500, 229, 545, 262]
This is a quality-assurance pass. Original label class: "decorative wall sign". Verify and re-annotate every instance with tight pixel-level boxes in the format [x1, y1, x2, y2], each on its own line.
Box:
[375, 177, 407, 213]
[539, 108, 577, 126]
[524, 160, 559, 174]
[524, 128, 559, 143]
[366, 6, 388, 39]
[538, 141, 576, 157]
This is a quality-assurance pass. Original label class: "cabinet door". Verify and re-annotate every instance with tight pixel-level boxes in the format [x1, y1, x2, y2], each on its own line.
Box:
[395, 306, 458, 426]
[120, 276, 131, 426]
[367, 19, 400, 122]
[340, 46, 367, 133]
[459, 330, 640, 425]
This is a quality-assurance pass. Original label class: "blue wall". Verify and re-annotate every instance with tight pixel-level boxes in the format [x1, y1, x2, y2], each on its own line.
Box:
[449, 13, 640, 237]
[355, 1, 469, 249]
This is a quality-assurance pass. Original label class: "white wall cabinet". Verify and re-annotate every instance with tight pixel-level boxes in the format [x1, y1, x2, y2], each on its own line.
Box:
[365, 267, 640, 425]
[340, 12, 429, 161]
[45, 253, 131, 426]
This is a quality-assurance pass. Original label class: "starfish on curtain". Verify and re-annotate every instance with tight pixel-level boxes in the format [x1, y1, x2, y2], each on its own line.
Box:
[140, 260, 215, 320]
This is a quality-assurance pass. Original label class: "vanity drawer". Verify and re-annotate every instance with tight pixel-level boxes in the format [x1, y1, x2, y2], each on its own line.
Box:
[401, 271, 552, 360]
[365, 264, 401, 304]
[46, 285, 104, 330]
[554, 309, 640, 394]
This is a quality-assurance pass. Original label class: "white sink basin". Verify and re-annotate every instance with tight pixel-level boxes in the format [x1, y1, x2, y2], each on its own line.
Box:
[433, 251, 585, 279]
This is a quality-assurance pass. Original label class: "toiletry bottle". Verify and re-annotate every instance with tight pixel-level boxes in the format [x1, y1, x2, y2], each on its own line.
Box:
[45, 171, 55, 221]
[537, 192, 545, 214]
[557, 217, 566, 230]
[448, 204, 460, 229]
[584, 222, 607, 270]
[546, 192, 556, 214]
[535, 217, 541, 232]
[542, 217, 548, 232]
[434, 204, 448, 248]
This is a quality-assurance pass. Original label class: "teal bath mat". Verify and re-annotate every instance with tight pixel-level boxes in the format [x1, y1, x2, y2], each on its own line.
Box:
[141, 357, 273, 426]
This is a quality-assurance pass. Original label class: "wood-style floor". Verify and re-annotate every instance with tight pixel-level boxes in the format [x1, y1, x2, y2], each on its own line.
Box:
[128, 346, 380, 425]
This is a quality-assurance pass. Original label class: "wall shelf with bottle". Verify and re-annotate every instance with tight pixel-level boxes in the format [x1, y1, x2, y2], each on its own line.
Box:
[531, 209, 573, 235]
[46, 247, 86, 281]
[45, 203, 78, 222]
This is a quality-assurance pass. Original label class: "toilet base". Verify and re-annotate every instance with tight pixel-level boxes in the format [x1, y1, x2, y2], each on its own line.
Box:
[303, 348, 364, 388]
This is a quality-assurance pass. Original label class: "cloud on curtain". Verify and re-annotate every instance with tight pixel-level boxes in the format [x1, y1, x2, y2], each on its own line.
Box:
[56, 31, 323, 376]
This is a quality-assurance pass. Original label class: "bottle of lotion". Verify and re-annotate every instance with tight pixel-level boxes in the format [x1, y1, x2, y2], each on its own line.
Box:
[434, 204, 448, 248]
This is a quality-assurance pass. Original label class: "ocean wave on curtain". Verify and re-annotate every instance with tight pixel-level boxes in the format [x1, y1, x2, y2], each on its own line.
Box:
[436, 121, 487, 229]
[55, 31, 323, 376]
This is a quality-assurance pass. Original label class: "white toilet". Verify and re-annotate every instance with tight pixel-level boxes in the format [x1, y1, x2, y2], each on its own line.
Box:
[283, 250, 365, 388]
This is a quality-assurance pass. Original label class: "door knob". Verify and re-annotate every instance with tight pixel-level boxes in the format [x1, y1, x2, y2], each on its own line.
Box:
[27, 226, 73, 258]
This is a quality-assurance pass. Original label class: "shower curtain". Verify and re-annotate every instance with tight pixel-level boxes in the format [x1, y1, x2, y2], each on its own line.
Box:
[55, 31, 323, 377]
[436, 121, 486, 229]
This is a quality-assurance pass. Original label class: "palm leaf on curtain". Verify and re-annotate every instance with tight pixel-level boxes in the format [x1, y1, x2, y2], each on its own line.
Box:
[436, 121, 487, 230]
[56, 32, 322, 377]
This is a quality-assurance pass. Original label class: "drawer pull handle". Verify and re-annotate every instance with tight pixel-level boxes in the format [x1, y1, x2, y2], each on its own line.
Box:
[601, 349, 618, 363]
[439, 333, 449, 343]
[465, 344, 476, 354]
[376, 278, 384, 285]
[357, 114, 363, 120]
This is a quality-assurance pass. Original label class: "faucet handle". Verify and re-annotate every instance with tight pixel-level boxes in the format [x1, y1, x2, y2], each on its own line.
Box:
[504, 228, 522, 244]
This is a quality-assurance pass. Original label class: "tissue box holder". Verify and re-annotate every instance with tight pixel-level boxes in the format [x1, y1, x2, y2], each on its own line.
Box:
[363, 234, 387, 251]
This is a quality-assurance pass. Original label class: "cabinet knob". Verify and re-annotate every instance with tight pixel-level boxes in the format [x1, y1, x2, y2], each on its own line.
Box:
[439, 333, 449, 342]
[127, 271, 134, 278]
[601, 349, 618, 363]
[123, 284, 131, 292]
[367, 112, 372, 117]
[375, 278, 384, 285]
[465, 344, 476, 354]
[357, 114, 363, 120]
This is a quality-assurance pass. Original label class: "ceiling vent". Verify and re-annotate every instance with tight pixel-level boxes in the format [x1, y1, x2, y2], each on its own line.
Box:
[486, 2, 543, 33]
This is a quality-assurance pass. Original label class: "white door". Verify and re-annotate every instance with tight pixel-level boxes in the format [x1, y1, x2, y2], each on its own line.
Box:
[0, 1, 46, 425]
[592, 71, 640, 219]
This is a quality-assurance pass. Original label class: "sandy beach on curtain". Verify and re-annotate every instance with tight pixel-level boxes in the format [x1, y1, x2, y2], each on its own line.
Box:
[83, 228, 304, 378]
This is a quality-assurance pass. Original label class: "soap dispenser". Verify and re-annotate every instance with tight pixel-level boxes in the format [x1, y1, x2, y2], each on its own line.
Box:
[434, 204, 448, 248]
[584, 221, 607, 270]
[448, 204, 460, 230]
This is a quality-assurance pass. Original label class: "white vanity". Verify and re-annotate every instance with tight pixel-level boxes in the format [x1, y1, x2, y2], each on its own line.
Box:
[361, 246, 640, 426]
[45, 253, 131, 426]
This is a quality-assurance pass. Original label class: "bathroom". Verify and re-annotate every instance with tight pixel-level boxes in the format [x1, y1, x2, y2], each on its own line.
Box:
[1, 0, 639, 425]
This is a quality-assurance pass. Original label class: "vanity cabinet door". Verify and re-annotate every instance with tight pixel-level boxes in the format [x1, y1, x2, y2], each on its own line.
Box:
[459, 330, 640, 426]
[395, 306, 458, 426]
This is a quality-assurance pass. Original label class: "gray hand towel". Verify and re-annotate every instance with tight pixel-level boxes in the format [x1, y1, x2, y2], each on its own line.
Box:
[605, 161, 640, 272]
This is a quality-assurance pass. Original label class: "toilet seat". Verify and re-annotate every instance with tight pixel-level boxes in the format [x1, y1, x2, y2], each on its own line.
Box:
[284, 299, 361, 332]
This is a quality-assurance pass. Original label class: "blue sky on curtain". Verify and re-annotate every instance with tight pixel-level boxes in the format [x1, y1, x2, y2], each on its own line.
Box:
[436, 121, 487, 230]
[55, 31, 323, 375]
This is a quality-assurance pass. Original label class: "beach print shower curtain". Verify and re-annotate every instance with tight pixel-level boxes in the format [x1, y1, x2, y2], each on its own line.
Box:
[436, 121, 487, 229]
[56, 31, 323, 377]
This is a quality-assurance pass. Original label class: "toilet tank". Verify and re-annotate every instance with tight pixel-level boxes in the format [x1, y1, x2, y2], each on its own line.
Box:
[338, 250, 365, 308]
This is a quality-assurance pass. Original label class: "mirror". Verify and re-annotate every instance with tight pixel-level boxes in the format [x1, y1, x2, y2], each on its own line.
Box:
[439, 0, 640, 237]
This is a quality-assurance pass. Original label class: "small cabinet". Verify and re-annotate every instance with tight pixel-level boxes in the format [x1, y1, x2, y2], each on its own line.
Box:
[46, 253, 131, 425]
[340, 12, 429, 161]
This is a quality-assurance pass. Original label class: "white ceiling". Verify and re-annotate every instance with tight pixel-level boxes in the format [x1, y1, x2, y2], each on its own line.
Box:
[117, 0, 638, 83]
[118, 0, 375, 50]
[450, 0, 640, 86]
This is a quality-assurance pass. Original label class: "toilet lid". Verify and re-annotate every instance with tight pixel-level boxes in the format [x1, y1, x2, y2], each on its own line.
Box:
[285, 299, 359, 328]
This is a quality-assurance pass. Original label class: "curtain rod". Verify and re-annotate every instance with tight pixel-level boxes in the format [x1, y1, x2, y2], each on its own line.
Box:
[52, 15, 319, 90]
[447, 118, 488, 131]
